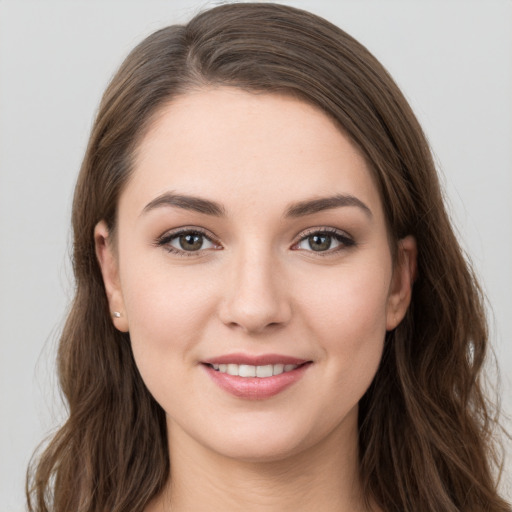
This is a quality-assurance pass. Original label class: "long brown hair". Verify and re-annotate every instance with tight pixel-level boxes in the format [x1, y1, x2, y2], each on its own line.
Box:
[27, 3, 510, 511]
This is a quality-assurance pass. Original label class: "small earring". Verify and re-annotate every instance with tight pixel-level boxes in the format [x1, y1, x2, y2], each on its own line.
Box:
[112, 311, 121, 318]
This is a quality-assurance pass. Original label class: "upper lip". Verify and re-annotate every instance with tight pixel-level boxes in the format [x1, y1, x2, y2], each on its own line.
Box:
[202, 353, 310, 366]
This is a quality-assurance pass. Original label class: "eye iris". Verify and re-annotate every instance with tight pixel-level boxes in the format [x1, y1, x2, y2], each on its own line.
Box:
[308, 234, 331, 251]
[179, 233, 203, 251]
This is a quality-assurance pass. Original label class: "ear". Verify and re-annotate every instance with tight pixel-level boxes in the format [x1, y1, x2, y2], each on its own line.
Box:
[94, 220, 129, 332]
[386, 235, 417, 331]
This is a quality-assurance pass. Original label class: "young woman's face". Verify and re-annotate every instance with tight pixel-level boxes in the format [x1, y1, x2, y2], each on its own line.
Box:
[97, 87, 414, 462]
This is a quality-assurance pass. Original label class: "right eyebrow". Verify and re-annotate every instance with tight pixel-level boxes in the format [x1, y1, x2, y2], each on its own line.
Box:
[284, 194, 372, 219]
[140, 192, 226, 217]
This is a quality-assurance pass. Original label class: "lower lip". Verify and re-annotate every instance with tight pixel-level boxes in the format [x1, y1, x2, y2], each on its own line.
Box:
[202, 363, 311, 400]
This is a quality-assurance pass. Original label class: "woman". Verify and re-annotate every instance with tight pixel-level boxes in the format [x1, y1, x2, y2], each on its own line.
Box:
[27, 3, 510, 511]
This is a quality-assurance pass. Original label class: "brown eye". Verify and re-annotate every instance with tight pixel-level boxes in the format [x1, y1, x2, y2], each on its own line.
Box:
[294, 229, 355, 253]
[307, 234, 332, 251]
[178, 233, 204, 251]
[167, 231, 216, 252]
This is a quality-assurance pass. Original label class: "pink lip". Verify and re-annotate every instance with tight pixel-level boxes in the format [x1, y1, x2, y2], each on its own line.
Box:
[202, 353, 308, 366]
[201, 354, 312, 400]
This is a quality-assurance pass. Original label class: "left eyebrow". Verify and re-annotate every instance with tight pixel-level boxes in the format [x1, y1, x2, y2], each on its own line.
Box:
[141, 192, 226, 217]
[284, 194, 373, 218]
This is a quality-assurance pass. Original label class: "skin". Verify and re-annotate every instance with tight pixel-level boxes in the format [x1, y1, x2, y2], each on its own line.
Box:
[95, 87, 416, 511]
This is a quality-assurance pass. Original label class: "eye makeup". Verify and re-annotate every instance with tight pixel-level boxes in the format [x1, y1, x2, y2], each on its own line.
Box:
[154, 224, 356, 258]
[154, 226, 222, 257]
[292, 227, 356, 256]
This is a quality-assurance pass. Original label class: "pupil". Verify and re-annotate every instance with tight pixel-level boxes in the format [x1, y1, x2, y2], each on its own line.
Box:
[309, 234, 331, 251]
[180, 233, 203, 251]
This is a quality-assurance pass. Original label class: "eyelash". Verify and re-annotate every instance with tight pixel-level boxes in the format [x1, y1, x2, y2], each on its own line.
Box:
[154, 226, 355, 257]
[154, 227, 220, 257]
[292, 227, 356, 256]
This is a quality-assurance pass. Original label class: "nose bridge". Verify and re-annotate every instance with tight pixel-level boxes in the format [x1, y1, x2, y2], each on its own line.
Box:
[219, 238, 291, 333]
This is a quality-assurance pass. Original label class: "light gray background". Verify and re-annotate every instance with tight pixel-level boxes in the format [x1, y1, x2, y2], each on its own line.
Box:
[1, 1, 511, 509]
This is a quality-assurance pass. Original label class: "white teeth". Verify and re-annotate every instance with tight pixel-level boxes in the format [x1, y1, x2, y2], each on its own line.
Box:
[211, 363, 300, 377]
[239, 364, 256, 377]
[256, 364, 273, 378]
[227, 364, 238, 376]
[273, 364, 284, 375]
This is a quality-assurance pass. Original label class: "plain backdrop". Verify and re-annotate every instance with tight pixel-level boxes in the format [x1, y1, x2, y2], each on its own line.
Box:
[1, 0, 511, 509]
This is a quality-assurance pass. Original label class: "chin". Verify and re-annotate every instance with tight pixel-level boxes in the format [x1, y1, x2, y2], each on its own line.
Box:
[213, 435, 311, 464]
[190, 412, 335, 464]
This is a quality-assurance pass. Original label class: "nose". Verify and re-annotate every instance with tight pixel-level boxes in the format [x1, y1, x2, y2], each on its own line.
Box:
[218, 246, 292, 334]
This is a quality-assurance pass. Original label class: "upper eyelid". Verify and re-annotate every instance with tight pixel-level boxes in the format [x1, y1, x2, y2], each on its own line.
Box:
[294, 226, 353, 242]
[157, 226, 218, 242]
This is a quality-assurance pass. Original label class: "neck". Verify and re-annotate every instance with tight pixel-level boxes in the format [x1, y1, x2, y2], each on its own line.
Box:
[148, 409, 374, 512]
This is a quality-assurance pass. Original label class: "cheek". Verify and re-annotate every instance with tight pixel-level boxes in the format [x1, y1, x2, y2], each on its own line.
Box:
[118, 255, 219, 391]
[298, 258, 391, 382]
[304, 257, 390, 332]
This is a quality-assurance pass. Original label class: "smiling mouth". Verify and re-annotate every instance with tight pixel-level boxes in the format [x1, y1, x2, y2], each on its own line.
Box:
[206, 363, 305, 378]
[202, 358, 312, 399]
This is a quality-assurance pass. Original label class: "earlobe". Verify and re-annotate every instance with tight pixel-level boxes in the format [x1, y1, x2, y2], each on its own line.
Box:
[94, 220, 129, 332]
[386, 235, 417, 331]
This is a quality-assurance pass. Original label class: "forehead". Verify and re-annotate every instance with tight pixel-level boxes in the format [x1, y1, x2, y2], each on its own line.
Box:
[124, 87, 383, 219]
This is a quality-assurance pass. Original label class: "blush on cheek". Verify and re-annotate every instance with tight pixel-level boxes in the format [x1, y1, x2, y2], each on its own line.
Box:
[310, 270, 389, 333]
